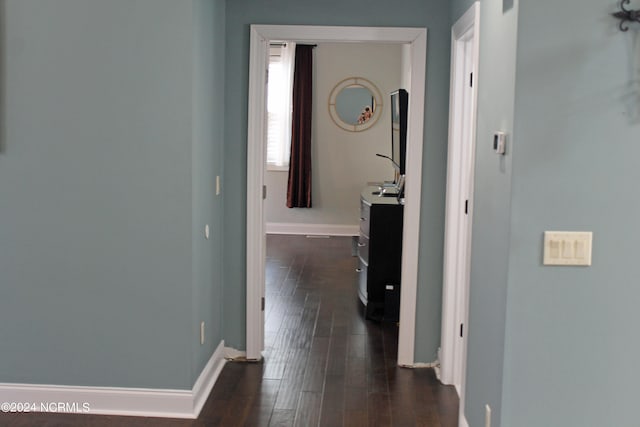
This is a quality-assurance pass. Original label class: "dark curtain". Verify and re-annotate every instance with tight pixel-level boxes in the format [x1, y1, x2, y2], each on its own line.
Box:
[286, 45, 314, 208]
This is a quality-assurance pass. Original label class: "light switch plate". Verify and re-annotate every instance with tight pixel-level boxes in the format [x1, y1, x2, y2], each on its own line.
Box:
[543, 231, 592, 266]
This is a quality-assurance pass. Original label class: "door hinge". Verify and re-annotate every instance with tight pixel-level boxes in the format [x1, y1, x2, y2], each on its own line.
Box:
[460, 323, 464, 338]
[464, 199, 469, 215]
[261, 297, 265, 311]
[469, 72, 473, 88]
[263, 185, 267, 200]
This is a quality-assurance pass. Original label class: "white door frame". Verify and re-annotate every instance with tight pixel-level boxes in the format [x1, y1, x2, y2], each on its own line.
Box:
[440, 2, 479, 423]
[246, 24, 427, 365]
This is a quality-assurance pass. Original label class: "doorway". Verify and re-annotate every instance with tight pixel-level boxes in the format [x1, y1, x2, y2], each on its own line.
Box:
[246, 25, 427, 365]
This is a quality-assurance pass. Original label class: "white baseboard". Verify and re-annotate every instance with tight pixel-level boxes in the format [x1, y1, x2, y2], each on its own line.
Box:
[266, 222, 359, 236]
[191, 341, 227, 417]
[0, 340, 226, 419]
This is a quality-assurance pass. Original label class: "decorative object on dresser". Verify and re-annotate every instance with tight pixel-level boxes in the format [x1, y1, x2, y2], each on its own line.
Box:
[357, 186, 403, 322]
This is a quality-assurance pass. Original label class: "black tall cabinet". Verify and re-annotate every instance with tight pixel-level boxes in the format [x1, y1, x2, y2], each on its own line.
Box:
[357, 187, 403, 321]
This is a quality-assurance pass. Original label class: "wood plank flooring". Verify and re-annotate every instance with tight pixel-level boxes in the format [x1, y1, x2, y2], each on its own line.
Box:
[0, 235, 458, 426]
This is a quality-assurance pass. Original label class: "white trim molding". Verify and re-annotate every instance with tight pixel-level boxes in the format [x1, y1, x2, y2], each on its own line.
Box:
[247, 24, 427, 368]
[0, 341, 226, 419]
[441, 0, 480, 387]
[266, 222, 359, 236]
[246, 25, 269, 361]
[396, 26, 427, 368]
[440, 3, 480, 427]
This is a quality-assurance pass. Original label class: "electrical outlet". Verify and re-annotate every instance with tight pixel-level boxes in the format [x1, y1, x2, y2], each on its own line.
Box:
[200, 321, 205, 345]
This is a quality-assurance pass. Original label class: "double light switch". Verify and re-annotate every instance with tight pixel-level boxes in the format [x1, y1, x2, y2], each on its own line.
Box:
[543, 231, 592, 266]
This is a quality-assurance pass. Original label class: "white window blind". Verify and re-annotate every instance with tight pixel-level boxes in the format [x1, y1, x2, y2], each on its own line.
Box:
[267, 42, 295, 170]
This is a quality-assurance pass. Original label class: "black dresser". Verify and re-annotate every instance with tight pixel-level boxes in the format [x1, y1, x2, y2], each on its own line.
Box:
[357, 186, 403, 321]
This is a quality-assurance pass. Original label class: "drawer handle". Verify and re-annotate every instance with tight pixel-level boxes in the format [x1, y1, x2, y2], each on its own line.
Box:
[357, 242, 366, 247]
[355, 268, 363, 273]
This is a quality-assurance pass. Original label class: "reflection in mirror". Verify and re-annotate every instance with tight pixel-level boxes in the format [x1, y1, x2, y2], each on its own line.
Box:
[329, 77, 382, 132]
[335, 85, 375, 125]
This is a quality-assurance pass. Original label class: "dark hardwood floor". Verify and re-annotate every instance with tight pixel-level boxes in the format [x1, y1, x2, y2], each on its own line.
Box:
[0, 235, 458, 426]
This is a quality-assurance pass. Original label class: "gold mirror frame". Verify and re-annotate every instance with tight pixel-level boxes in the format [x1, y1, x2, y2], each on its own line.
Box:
[328, 77, 383, 132]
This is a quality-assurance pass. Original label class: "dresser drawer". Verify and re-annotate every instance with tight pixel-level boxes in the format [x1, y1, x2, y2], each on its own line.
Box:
[356, 259, 368, 306]
[359, 198, 371, 237]
[357, 234, 369, 265]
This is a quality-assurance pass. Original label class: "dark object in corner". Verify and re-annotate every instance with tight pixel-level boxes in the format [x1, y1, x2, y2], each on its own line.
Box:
[612, 0, 640, 32]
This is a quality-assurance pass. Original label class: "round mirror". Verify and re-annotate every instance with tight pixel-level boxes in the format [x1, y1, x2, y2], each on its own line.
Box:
[328, 77, 383, 132]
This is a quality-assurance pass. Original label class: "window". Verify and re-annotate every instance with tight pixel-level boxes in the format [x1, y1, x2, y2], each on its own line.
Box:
[266, 42, 295, 170]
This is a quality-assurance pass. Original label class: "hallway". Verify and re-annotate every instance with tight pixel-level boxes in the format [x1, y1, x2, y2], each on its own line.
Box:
[0, 235, 458, 426]
[245, 234, 459, 426]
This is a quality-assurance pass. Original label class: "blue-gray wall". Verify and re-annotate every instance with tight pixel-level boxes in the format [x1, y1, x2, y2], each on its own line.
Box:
[454, 0, 640, 425]
[223, 0, 452, 362]
[501, 0, 640, 425]
[191, 0, 226, 385]
[451, 0, 477, 25]
[0, 0, 225, 390]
